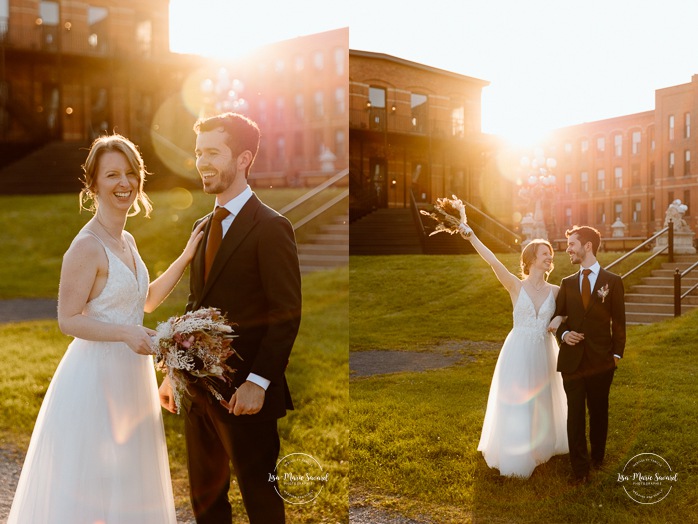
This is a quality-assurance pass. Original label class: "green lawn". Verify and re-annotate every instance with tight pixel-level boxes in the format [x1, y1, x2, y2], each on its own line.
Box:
[0, 189, 348, 523]
[350, 255, 697, 523]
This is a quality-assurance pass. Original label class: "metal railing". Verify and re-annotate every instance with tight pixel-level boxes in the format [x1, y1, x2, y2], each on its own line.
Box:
[605, 221, 673, 278]
[278, 168, 348, 231]
[674, 259, 698, 317]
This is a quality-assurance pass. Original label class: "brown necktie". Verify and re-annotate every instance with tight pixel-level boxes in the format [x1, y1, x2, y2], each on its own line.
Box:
[205, 206, 231, 281]
[581, 268, 592, 309]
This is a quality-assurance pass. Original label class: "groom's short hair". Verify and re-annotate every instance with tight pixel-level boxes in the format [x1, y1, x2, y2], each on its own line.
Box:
[566, 225, 601, 255]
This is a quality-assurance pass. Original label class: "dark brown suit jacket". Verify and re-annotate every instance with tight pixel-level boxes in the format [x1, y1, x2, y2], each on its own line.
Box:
[554, 267, 626, 375]
[186, 193, 302, 422]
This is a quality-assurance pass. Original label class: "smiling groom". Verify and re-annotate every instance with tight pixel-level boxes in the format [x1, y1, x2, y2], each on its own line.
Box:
[159, 112, 302, 523]
[553, 225, 625, 485]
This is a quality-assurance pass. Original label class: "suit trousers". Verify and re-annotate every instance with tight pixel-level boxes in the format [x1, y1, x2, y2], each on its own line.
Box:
[184, 390, 284, 524]
[562, 367, 615, 478]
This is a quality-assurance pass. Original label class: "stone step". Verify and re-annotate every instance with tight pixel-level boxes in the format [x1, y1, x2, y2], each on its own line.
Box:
[629, 285, 698, 295]
[298, 243, 348, 254]
[625, 293, 698, 305]
[625, 311, 675, 324]
[638, 276, 698, 286]
[321, 224, 349, 234]
[625, 302, 698, 314]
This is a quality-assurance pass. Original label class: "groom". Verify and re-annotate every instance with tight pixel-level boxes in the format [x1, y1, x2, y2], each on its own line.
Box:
[553, 225, 625, 485]
[160, 112, 302, 523]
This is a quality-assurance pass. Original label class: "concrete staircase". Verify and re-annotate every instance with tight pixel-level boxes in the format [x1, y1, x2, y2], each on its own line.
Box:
[349, 208, 423, 255]
[625, 255, 698, 324]
[297, 214, 348, 273]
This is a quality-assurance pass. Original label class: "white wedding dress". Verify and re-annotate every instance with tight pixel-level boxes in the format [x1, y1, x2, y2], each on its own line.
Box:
[477, 288, 568, 478]
[7, 233, 177, 523]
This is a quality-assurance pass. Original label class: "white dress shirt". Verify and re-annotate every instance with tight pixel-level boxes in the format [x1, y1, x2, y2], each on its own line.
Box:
[213, 186, 271, 391]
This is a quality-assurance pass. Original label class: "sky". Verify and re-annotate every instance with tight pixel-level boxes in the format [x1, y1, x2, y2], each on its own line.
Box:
[170, 0, 698, 147]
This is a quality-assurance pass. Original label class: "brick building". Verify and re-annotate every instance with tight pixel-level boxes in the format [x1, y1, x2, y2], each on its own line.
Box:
[349, 50, 492, 220]
[0, 1, 347, 193]
[538, 74, 698, 242]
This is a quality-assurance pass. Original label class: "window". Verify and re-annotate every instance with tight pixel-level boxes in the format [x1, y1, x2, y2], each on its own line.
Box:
[614, 167, 623, 189]
[614, 134, 622, 157]
[276, 135, 285, 160]
[686, 112, 691, 138]
[135, 18, 152, 56]
[275, 96, 285, 123]
[632, 200, 641, 223]
[632, 131, 641, 155]
[368, 86, 386, 131]
[580, 171, 588, 192]
[39, 1, 59, 50]
[650, 198, 655, 222]
[596, 137, 605, 155]
[649, 161, 655, 184]
[334, 87, 345, 115]
[614, 201, 622, 222]
[581, 139, 589, 154]
[580, 204, 588, 224]
[313, 91, 323, 118]
[685, 150, 691, 176]
[565, 207, 572, 226]
[668, 151, 675, 177]
[294, 55, 304, 71]
[313, 51, 324, 70]
[564, 142, 572, 154]
[274, 59, 285, 74]
[411, 93, 428, 133]
[451, 106, 465, 138]
[335, 129, 346, 158]
[565, 174, 572, 193]
[258, 100, 267, 123]
[649, 126, 655, 150]
[596, 169, 605, 191]
[294, 131, 303, 157]
[597, 203, 606, 225]
[0, 0, 8, 40]
[87, 6, 108, 50]
[669, 115, 675, 140]
[294, 94, 304, 120]
[334, 47, 345, 75]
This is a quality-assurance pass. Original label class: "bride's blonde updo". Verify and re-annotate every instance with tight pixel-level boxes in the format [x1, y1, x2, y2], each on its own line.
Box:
[79, 134, 153, 217]
[520, 239, 554, 279]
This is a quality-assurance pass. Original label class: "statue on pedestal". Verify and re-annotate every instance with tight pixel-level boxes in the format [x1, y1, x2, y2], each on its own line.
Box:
[654, 199, 696, 254]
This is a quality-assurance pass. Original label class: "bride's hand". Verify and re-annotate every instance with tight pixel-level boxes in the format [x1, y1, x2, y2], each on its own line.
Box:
[548, 315, 565, 333]
[122, 325, 157, 355]
[459, 223, 473, 239]
[181, 220, 207, 263]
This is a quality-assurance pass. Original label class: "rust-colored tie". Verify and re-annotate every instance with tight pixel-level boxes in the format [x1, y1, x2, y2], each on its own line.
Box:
[205, 206, 231, 281]
[581, 268, 592, 309]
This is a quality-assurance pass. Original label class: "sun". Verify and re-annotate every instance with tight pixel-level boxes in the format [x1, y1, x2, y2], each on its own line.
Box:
[168, 0, 347, 59]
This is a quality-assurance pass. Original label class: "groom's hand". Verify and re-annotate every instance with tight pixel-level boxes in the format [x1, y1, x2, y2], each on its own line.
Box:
[563, 331, 585, 345]
[221, 381, 265, 416]
[158, 376, 177, 414]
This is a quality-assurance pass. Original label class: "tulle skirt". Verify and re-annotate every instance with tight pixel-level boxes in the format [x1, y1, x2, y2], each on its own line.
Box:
[7, 338, 177, 523]
[477, 328, 568, 478]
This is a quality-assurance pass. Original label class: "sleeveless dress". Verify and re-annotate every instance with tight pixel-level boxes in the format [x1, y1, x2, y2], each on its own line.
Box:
[477, 288, 568, 478]
[7, 233, 177, 523]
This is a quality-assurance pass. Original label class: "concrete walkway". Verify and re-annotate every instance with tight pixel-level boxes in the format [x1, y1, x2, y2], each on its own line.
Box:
[0, 299, 57, 324]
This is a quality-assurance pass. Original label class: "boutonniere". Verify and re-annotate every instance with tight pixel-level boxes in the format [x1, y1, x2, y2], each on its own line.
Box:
[597, 283, 610, 303]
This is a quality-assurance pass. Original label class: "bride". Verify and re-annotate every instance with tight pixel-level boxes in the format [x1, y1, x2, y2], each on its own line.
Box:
[462, 227, 568, 478]
[8, 135, 205, 523]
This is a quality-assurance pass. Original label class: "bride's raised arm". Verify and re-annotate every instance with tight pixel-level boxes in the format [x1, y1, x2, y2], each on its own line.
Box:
[462, 227, 519, 293]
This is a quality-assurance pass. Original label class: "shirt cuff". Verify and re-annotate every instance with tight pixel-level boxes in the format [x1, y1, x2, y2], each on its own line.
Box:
[246, 373, 270, 391]
[613, 354, 622, 359]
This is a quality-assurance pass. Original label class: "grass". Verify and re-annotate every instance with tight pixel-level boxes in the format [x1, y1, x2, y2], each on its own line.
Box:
[350, 255, 697, 523]
[349, 251, 665, 351]
[0, 187, 346, 299]
[0, 189, 348, 523]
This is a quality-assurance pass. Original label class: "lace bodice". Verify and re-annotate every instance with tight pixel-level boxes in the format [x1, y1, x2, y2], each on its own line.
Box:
[512, 288, 555, 339]
[83, 235, 149, 326]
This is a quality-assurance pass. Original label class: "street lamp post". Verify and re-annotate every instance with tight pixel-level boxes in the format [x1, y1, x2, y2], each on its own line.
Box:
[518, 150, 557, 245]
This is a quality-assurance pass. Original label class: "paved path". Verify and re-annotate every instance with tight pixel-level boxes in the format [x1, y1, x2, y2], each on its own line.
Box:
[0, 299, 57, 324]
